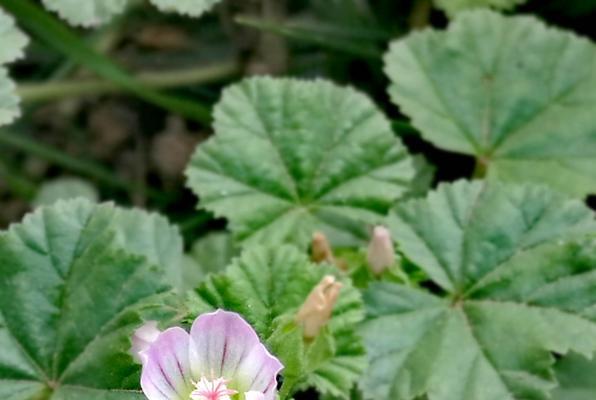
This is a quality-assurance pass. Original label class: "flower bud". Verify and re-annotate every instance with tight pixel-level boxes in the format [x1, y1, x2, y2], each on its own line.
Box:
[367, 226, 395, 275]
[311, 232, 335, 264]
[295, 275, 342, 339]
[130, 320, 161, 364]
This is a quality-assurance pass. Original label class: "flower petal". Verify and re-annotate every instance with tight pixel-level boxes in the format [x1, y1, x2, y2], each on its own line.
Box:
[141, 327, 193, 400]
[189, 310, 283, 398]
[244, 391, 265, 400]
[131, 320, 161, 364]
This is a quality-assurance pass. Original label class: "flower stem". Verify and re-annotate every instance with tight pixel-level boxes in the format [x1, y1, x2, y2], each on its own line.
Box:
[18, 62, 240, 103]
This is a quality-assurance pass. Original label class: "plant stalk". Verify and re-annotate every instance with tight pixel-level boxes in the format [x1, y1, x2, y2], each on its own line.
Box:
[18, 62, 239, 103]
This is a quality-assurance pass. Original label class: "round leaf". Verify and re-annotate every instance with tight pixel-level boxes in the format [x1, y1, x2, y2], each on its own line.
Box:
[186, 77, 417, 248]
[361, 180, 596, 400]
[0, 199, 182, 399]
[385, 10, 596, 196]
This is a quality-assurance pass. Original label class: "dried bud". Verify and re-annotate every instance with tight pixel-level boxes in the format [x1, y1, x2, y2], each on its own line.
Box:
[130, 320, 161, 364]
[296, 275, 342, 339]
[311, 231, 335, 264]
[367, 226, 395, 275]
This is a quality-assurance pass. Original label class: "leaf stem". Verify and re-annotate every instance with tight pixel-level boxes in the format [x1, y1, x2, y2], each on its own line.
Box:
[18, 62, 239, 103]
[472, 157, 489, 179]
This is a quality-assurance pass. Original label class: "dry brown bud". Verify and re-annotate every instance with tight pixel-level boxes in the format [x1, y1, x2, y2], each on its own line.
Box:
[295, 275, 342, 339]
[311, 231, 335, 264]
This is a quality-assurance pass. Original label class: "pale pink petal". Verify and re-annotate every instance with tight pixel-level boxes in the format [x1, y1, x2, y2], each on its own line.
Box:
[131, 320, 161, 364]
[141, 327, 193, 400]
[189, 310, 283, 398]
[244, 391, 266, 400]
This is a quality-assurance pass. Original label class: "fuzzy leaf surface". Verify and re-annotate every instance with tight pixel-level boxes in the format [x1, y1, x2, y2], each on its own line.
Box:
[361, 180, 596, 400]
[385, 10, 596, 196]
[186, 77, 417, 248]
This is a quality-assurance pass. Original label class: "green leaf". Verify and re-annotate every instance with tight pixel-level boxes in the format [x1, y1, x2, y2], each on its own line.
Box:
[0, 0, 212, 123]
[40, 0, 127, 27]
[0, 8, 28, 127]
[360, 180, 596, 400]
[33, 177, 99, 207]
[0, 68, 19, 127]
[192, 245, 366, 399]
[384, 10, 596, 197]
[149, 0, 221, 17]
[0, 199, 182, 399]
[552, 354, 596, 400]
[0, 8, 28, 64]
[434, 0, 527, 16]
[179, 232, 237, 291]
[186, 77, 417, 248]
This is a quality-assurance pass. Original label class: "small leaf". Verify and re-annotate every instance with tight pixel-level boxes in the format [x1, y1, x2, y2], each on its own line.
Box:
[40, 0, 127, 27]
[186, 77, 417, 248]
[385, 10, 596, 196]
[0, 199, 183, 399]
[434, 0, 527, 16]
[193, 245, 366, 399]
[360, 180, 596, 400]
[149, 0, 221, 17]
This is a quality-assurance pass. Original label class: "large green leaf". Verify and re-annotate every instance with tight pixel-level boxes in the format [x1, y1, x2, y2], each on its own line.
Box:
[186, 77, 417, 248]
[192, 245, 366, 399]
[384, 10, 596, 197]
[434, 0, 527, 16]
[360, 180, 596, 400]
[0, 199, 182, 399]
[0, 68, 19, 126]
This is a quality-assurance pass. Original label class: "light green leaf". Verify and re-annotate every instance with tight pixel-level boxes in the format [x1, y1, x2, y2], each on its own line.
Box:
[0, 8, 28, 64]
[0, 68, 19, 127]
[192, 245, 366, 399]
[360, 180, 596, 400]
[552, 354, 596, 400]
[434, 0, 527, 17]
[33, 177, 99, 207]
[0, 199, 182, 399]
[186, 77, 417, 248]
[149, 0, 221, 17]
[179, 232, 237, 291]
[384, 10, 596, 197]
[0, 8, 28, 127]
[40, 0, 127, 27]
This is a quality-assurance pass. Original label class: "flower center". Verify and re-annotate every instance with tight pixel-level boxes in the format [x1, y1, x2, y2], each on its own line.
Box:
[190, 377, 238, 400]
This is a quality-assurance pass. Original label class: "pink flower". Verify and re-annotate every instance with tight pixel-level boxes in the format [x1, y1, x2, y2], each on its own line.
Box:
[138, 310, 283, 400]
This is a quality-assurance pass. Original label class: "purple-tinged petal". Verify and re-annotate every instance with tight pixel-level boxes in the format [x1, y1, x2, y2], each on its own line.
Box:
[141, 327, 193, 400]
[131, 320, 161, 364]
[189, 310, 283, 398]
